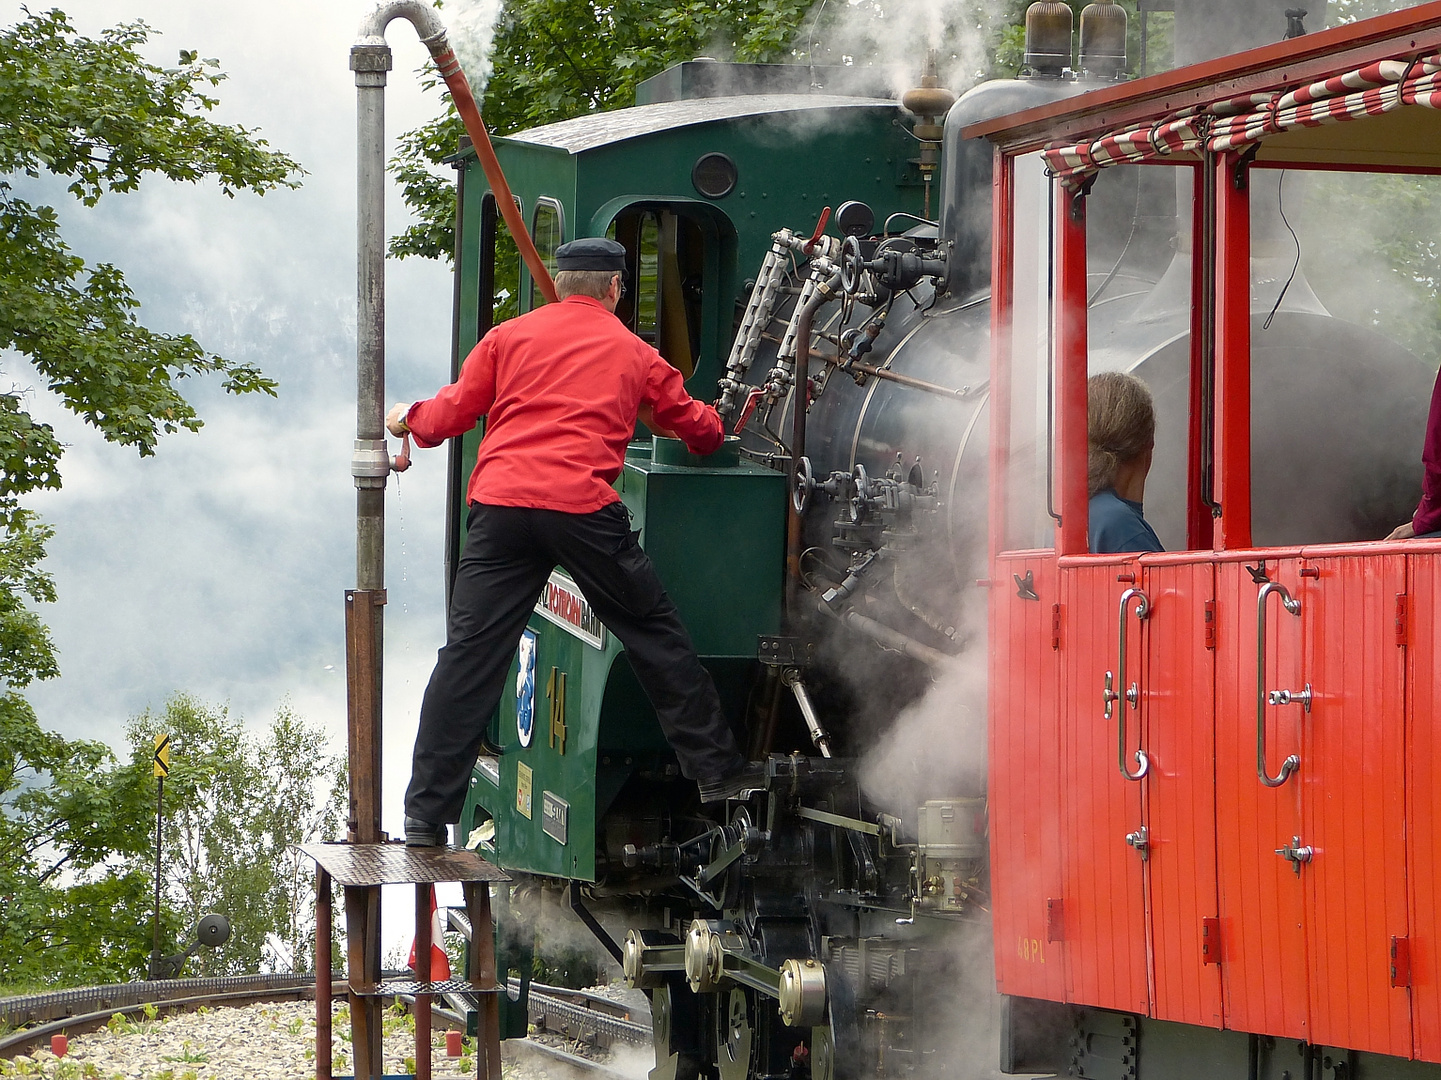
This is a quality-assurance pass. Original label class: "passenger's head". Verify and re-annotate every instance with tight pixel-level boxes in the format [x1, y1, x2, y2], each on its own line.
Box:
[1088, 371, 1156, 497]
[553, 237, 626, 308]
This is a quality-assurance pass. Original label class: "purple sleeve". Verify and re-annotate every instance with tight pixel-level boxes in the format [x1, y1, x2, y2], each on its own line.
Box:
[1413, 365, 1441, 535]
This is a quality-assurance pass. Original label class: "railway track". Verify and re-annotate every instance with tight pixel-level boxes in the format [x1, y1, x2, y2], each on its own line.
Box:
[0, 974, 651, 1062]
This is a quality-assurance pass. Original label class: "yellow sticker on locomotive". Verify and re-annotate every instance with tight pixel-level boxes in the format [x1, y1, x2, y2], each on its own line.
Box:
[516, 761, 533, 819]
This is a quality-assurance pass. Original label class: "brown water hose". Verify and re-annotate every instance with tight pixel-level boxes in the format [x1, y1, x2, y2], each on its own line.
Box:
[424, 43, 559, 305]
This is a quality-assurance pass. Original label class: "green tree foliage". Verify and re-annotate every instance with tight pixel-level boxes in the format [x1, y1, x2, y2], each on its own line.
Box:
[125, 695, 346, 977]
[0, 9, 302, 985]
[389, 0, 814, 262]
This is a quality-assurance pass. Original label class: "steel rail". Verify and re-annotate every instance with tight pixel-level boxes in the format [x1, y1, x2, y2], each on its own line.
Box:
[0, 978, 335, 1060]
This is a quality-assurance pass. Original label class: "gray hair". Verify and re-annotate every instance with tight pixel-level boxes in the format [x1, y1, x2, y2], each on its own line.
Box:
[554, 269, 619, 300]
[1088, 371, 1156, 497]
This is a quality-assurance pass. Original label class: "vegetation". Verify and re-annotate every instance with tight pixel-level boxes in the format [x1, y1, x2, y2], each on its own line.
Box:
[124, 695, 346, 977]
[0, 8, 301, 987]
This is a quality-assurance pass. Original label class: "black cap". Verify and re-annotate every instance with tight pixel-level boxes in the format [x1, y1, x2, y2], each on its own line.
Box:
[554, 237, 626, 272]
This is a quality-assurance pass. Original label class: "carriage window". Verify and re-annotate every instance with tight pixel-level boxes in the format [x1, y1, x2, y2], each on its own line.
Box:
[479, 192, 522, 330]
[1252, 167, 1438, 546]
[528, 199, 563, 308]
[1003, 151, 1058, 552]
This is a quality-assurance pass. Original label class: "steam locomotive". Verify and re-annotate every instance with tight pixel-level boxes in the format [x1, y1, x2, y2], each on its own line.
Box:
[434, 2, 1441, 1078]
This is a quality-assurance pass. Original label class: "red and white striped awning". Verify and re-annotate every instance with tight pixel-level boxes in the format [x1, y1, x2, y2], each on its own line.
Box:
[1041, 51, 1441, 187]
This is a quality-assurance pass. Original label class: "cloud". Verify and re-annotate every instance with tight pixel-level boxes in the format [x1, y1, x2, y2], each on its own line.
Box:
[7, 0, 458, 844]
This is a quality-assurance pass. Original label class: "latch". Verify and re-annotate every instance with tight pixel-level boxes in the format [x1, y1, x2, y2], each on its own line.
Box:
[1276, 836, 1314, 875]
[1125, 825, 1149, 860]
[1267, 685, 1313, 711]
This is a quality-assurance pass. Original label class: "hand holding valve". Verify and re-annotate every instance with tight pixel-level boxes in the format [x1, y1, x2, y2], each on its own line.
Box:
[386, 401, 413, 473]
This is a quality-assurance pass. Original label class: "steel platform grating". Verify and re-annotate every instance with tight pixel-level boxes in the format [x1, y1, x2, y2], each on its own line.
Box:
[299, 842, 510, 886]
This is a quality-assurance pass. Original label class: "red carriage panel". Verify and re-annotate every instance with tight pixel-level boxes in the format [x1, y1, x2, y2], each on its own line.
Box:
[1058, 559, 1149, 1014]
[989, 554, 1066, 1002]
[1410, 552, 1441, 1062]
[1299, 553, 1410, 1058]
[1214, 558, 1309, 1041]
[1139, 559, 1223, 1028]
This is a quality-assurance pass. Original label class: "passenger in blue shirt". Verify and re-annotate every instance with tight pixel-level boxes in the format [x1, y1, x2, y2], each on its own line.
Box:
[1088, 371, 1164, 554]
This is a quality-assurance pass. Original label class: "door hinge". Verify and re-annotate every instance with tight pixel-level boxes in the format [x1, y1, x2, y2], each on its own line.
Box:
[1201, 917, 1222, 965]
[1051, 603, 1062, 650]
[1396, 593, 1409, 647]
[1391, 936, 1412, 987]
[1204, 600, 1217, 650]
[1047, 898, 1064, 943]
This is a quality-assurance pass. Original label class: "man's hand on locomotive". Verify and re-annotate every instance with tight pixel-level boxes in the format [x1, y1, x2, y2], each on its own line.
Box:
[386, 402, 412, 437]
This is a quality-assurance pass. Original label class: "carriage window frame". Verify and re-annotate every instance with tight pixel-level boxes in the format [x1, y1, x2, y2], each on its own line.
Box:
[528, 198, 564, 309]
[479, 191, 523, 331]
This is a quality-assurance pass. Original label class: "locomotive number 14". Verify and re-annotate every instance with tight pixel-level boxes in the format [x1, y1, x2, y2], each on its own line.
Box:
[1018, 937, 1046, 964]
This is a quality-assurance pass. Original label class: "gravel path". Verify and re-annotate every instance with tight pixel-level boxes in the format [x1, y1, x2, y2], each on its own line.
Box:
[0, 999, 652, 1080]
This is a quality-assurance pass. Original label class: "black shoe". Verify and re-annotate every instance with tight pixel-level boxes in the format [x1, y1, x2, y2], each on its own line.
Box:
[698, 762, 768, 804]
[404, 817, 448, 847]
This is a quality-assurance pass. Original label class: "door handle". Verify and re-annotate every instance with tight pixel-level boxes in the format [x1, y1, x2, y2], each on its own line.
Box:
[1114, 587, 1151, 781]
[1256, 582, 1303, 788]
[1275, 835, 1314, 876]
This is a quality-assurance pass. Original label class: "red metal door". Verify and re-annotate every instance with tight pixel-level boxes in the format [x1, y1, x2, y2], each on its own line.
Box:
[1139, 559, 1223, 1028]
[990, 555, 1066, 1002]
[1214, 558, 1309, 1040]
[1298, 554, 1410, 1058]
[1409, 552, 1441, 1062]
[1058, 560, 1150, 1014]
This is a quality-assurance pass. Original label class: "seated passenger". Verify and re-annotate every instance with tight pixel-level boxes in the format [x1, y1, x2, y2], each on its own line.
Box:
[1386, 362, 1441, 540]
[1088, 371, 1164, 554]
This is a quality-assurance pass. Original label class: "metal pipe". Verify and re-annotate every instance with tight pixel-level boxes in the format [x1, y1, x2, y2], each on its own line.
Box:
[815, 349, 983, 400]
[786, 273, 842, 621]
[782, 669, 831, 758]
[817, 598, 953, 670]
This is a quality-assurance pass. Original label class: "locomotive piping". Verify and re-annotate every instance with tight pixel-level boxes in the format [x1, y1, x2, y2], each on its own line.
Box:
[786, 273, 842, 622]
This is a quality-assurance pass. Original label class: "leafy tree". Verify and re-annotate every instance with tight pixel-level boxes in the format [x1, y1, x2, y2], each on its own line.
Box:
[0, 9, 301, 985]
[125, 695, 346, 977]
[390, 0, 815, 262]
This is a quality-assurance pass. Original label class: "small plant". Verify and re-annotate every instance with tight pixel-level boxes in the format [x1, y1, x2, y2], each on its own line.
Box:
[181, 1071, 199, 1080]
[82, 1065, 101, 1079]
[403, 1056, 417, 1075]
[162, 1040, 209, 1064]
[332, 1051, 348, 1073]
[459, 1055, 473, 1072]
[287, 1014, 306, 1035]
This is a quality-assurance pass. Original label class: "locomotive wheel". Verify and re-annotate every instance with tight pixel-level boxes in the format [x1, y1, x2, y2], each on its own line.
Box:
[714, 986, 756, 1080]
[649, 979, 705, 1080]
[810, 1025, 836, 1080]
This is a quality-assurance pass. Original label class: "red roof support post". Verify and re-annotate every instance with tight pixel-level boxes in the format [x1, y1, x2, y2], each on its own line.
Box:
[1187, 163, 1215, 550]
[1213, 151, 1253, 549]
[989, 148, 1016, 561]
[1057, 181, 1091, 556]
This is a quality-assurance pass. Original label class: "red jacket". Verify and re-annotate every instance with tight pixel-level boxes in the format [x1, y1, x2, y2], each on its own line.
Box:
[406, 295, 724, 513]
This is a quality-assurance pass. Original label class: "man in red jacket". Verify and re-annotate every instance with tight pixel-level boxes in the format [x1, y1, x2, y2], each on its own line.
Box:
[388, 238, 762, 847]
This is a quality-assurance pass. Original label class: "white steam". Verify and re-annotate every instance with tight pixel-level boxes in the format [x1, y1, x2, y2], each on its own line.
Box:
[442, 0, 504, 89]
[858, 598, 988, 810]
[798, 0, 1008, 99]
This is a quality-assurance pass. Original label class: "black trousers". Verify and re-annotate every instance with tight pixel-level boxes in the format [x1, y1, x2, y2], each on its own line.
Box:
[404, 501, 743, 825]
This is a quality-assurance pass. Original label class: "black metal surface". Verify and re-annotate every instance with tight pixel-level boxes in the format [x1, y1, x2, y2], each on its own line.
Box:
[0, 974, 316, 1029]
[299, 842, 510, 885]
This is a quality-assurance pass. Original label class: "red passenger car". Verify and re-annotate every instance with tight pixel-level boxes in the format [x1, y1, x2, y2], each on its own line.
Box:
[980, 6, 1441, 1077]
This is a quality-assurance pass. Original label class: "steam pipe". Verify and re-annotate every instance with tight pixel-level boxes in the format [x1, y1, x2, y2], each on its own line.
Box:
[817, 599, 952, 670]
[786, 273, 842, 621]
